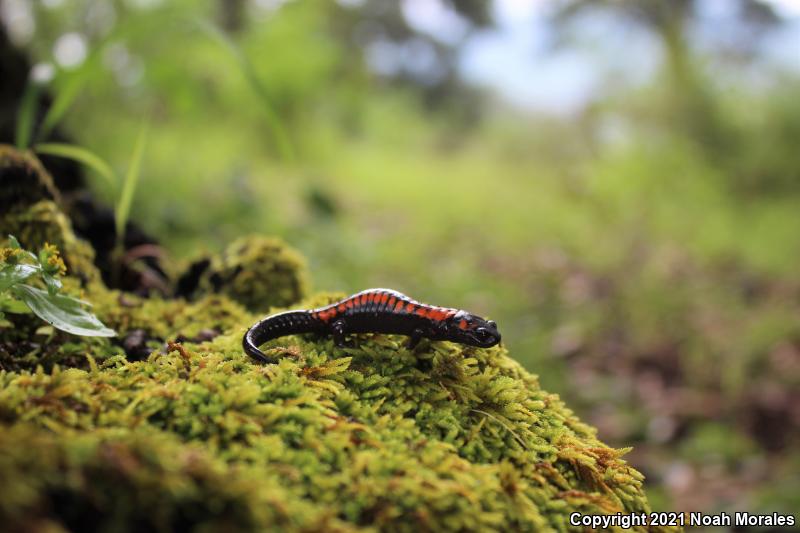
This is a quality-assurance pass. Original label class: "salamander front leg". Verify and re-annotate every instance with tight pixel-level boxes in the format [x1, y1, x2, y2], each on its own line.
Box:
[407, 328, 425, 350]
[331, 319, 347, 347]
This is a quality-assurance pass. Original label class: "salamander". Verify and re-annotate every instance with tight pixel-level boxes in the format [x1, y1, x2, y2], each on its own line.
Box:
[243, 288, 501, 364]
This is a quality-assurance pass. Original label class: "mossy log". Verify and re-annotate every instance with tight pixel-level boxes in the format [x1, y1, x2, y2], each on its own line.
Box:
[0, 148, 677, 532]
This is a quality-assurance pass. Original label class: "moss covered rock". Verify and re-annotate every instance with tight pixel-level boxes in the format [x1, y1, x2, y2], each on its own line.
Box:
[0, 148, 674, 532]
[0, 146, 100, 285]
[1, 200, 101, 284]
[0, 144, 60, 210]
[180, 235, 309, 312]
[0, 289, 676, 532]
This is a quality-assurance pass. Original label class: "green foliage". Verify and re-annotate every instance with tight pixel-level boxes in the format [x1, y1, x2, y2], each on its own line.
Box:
[10, 285, 115, 337]
[38, 70, 89, 141]
[0, 237, 115, 337]
[34, 142, 116, 189]
[14, 80, 41, 150]
[115, 123, 148, 246]
[194, 19, 295, 162]
[14, 70, 88, 150]
[6, 0, 800, 517]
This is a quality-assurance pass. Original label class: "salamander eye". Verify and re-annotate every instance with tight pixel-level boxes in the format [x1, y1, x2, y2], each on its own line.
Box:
[475, 328, 493, 341]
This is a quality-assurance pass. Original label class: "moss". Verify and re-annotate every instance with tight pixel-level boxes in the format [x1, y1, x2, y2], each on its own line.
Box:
[184, 235, 309, 312]
[0, 424, 350, 533]
[0, 145, 61, 211]
[100, 293, 250, 343]
[0, 289, 676, 532]
[0, 146, 101, 286]
[0, 201, 100, 284]
[0, 150, 674, 531]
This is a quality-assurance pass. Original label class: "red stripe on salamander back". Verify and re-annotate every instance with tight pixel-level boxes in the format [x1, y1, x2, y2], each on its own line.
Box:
[429, 309, 445, 322]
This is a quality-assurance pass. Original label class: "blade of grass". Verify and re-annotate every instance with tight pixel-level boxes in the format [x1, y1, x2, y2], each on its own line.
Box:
[193, 18, 295, 162]
[115, 123, 148, 243]
[34, 143, 117, 189]
[15, 80, 41, 150]
[37, 32, 115, 141]
[38, 72, 87, 141]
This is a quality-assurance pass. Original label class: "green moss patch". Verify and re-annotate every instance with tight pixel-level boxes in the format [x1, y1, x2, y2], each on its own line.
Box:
[0, 147, 673, 532]
[0, 300, 673, 531]
[182, 235, 309, 313]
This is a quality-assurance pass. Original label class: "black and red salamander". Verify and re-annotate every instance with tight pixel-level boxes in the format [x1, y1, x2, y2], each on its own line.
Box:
[243, 288, 501, 363]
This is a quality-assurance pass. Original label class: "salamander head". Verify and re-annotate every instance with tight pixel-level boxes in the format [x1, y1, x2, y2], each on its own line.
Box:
[446, 311, 501, 348]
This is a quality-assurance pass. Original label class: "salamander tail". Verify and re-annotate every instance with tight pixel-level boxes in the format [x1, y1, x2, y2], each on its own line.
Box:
[243, 327, 275, 363]
[243, 310, 320, 364]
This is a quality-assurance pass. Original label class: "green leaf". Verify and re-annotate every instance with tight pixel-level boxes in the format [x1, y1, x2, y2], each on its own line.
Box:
[38, 72, 87, 140]
[0, 264, 39, 292]
[15, 80, 41, 150]
[34, 143, 117, 189]
[6, 235, 38, 263]
[115, 123, 148, 241]
[43, 273, 62, 295]
[11, 284, 116, 337]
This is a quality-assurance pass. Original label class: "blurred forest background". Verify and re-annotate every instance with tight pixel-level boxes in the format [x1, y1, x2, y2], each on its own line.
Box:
[1, 0, 798, 520]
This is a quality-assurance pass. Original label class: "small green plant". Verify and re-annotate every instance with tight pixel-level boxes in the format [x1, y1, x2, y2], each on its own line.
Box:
[32, 124, 148, 259]
[115, 123, 148, 246]
[15, 63, 147, 257]
[0, 236, 115, 337]
[28, 128, 149, 287]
